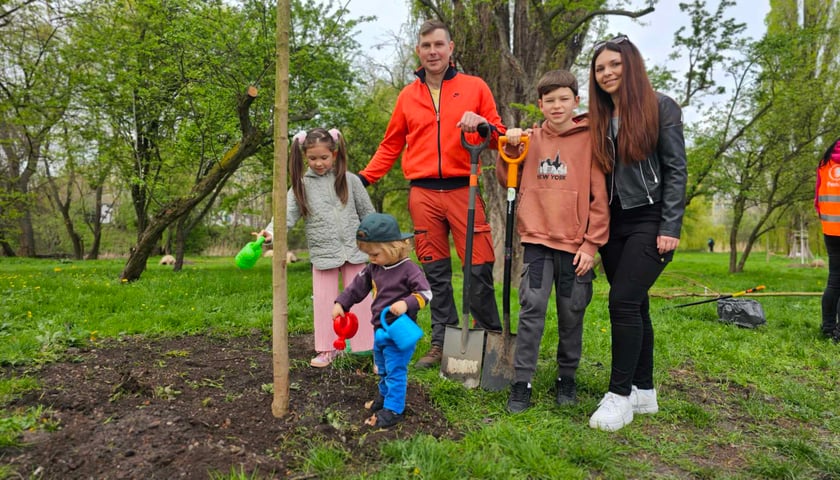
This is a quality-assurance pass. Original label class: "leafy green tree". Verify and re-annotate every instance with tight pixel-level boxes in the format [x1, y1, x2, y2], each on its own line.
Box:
[0, 0, 72, 256]
[59, 0, 370, 280]
[692, 0, 840, 272]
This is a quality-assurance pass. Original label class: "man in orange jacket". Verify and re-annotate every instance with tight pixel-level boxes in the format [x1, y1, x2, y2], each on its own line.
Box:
[358, 19, 505, 368]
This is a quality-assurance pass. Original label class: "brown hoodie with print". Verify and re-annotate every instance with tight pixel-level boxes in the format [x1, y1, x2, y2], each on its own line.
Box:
[496, 113, 609, 257]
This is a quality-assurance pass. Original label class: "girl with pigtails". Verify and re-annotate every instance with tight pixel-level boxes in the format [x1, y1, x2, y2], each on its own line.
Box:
[257, 128, 376, 367]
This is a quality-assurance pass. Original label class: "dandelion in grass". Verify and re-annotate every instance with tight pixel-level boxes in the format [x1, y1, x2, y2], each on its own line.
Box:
[54, 267, 61, 272]
[27, 311, 32, 318]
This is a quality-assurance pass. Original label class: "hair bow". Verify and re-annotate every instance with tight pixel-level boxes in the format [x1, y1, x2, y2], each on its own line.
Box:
[328, 128, 341, 142]
[292, 131, 307, 144]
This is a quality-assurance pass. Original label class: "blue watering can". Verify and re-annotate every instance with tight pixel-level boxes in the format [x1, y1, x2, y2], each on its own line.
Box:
[375, 308, 423, 351]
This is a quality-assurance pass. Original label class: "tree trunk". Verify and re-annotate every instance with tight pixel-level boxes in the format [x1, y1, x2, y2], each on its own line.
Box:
[61, 206, 84, 260]
[174, 216, 187, 272]
[17, 208, 35, 257]
[45, 166, 84, 260]
[173, 174, 230, 271]
[86, 185, 103, 260]
[728, 200, 744, 273]
[16, 145, 38, 257]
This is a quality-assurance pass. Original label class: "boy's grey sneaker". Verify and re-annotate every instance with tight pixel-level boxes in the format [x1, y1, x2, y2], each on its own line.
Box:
[629, 385, 659, 414]
[555, 376, 577, 406]
[507, 381, 532, 413]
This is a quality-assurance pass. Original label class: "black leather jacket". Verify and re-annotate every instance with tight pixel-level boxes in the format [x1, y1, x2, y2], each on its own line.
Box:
[606, 93, 687, 238]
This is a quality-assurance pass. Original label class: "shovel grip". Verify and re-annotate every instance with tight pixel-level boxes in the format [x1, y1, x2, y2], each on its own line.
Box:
[498, 135, 529, 188]
[460, 123, 491, 164]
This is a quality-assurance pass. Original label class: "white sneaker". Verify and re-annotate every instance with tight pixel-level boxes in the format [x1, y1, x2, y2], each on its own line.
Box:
[589, 392, 633, 432]
[629, 385, 659, 414]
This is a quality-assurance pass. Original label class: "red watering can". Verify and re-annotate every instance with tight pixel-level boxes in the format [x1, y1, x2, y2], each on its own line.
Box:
[333, 312, 359, 350]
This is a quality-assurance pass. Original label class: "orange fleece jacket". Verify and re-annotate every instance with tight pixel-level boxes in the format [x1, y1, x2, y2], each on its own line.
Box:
[360, 66, 505, 184]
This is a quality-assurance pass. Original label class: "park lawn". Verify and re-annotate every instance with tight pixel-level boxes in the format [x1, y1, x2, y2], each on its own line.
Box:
[1, 251, 839, 479]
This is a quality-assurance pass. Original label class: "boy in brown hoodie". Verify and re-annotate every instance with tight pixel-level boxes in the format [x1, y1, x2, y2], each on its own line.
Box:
[496, 70, 609, 413]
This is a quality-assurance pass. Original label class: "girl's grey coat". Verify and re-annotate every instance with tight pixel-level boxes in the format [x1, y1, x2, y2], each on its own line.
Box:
[267, 170, 375, 270]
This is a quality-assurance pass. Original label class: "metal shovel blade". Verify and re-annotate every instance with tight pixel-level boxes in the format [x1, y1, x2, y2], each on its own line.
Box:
[480, 329, 516, 391]
[441, 325, 485, 389]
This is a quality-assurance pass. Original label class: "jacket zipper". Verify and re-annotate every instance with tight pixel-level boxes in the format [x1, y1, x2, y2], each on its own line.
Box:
[426, 84, 443, 179]
[608, 133, 655, 206]
[646, 158, 659, 184]
[638, 163, 653, 205]
[607, 135, 616, 205]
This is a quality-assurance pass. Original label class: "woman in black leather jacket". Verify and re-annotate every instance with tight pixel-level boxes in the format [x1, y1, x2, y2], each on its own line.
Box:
[586, 35, 688, 432]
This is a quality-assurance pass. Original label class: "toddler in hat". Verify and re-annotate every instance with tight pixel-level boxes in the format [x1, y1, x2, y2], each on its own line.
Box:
[333, 213, 432, 428]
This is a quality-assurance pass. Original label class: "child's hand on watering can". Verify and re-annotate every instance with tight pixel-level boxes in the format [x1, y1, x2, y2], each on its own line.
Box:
[332, 303, 345, 319]
[251, 229, 272, 243]
[389, 301, 408, 317]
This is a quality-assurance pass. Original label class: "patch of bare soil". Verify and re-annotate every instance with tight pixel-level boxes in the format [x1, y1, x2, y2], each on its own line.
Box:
[1, 333, 461, 478]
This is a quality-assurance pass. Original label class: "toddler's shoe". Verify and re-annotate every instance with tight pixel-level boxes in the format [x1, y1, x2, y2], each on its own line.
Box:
[365, 392, 384, 411]
[310, 350, 340, 368]
[365, 408, 404, 428]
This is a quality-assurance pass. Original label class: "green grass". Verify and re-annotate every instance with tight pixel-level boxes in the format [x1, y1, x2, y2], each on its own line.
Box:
[1, 252, 839, 478]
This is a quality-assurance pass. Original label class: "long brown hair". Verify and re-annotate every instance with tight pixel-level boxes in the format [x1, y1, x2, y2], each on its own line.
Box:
[289, 127, 349, 218]
[589, 38, 659, 172]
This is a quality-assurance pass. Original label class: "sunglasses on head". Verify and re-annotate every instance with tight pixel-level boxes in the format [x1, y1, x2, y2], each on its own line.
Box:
[593, 34, 629, 51]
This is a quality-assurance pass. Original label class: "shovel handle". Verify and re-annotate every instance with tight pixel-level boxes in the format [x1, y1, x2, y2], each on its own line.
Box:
[460, 123, 491, 165]
[732, 285, 765, 297]
[498, 135, 530, 188]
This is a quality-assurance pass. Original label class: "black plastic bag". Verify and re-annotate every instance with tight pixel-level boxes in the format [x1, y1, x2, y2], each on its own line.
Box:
[716, 298, 766, 328]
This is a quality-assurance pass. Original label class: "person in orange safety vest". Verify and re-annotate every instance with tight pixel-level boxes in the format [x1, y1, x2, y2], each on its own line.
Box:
[815, 137, 840, 341]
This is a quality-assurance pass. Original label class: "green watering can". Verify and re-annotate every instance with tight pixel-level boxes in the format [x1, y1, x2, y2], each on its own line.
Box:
[235, 236, 265, 269]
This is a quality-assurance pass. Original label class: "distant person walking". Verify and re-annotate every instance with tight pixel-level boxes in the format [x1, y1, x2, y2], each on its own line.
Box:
[257, 128, 376, 367]
[707, 238, 715, 252]
[815, 136, 840, 342]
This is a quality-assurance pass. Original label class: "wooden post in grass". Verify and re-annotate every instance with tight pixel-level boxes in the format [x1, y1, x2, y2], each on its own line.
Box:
[271, 0, 291, 417]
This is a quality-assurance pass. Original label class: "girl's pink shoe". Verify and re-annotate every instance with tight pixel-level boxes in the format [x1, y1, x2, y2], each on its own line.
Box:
[310, 350, 340, 368]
